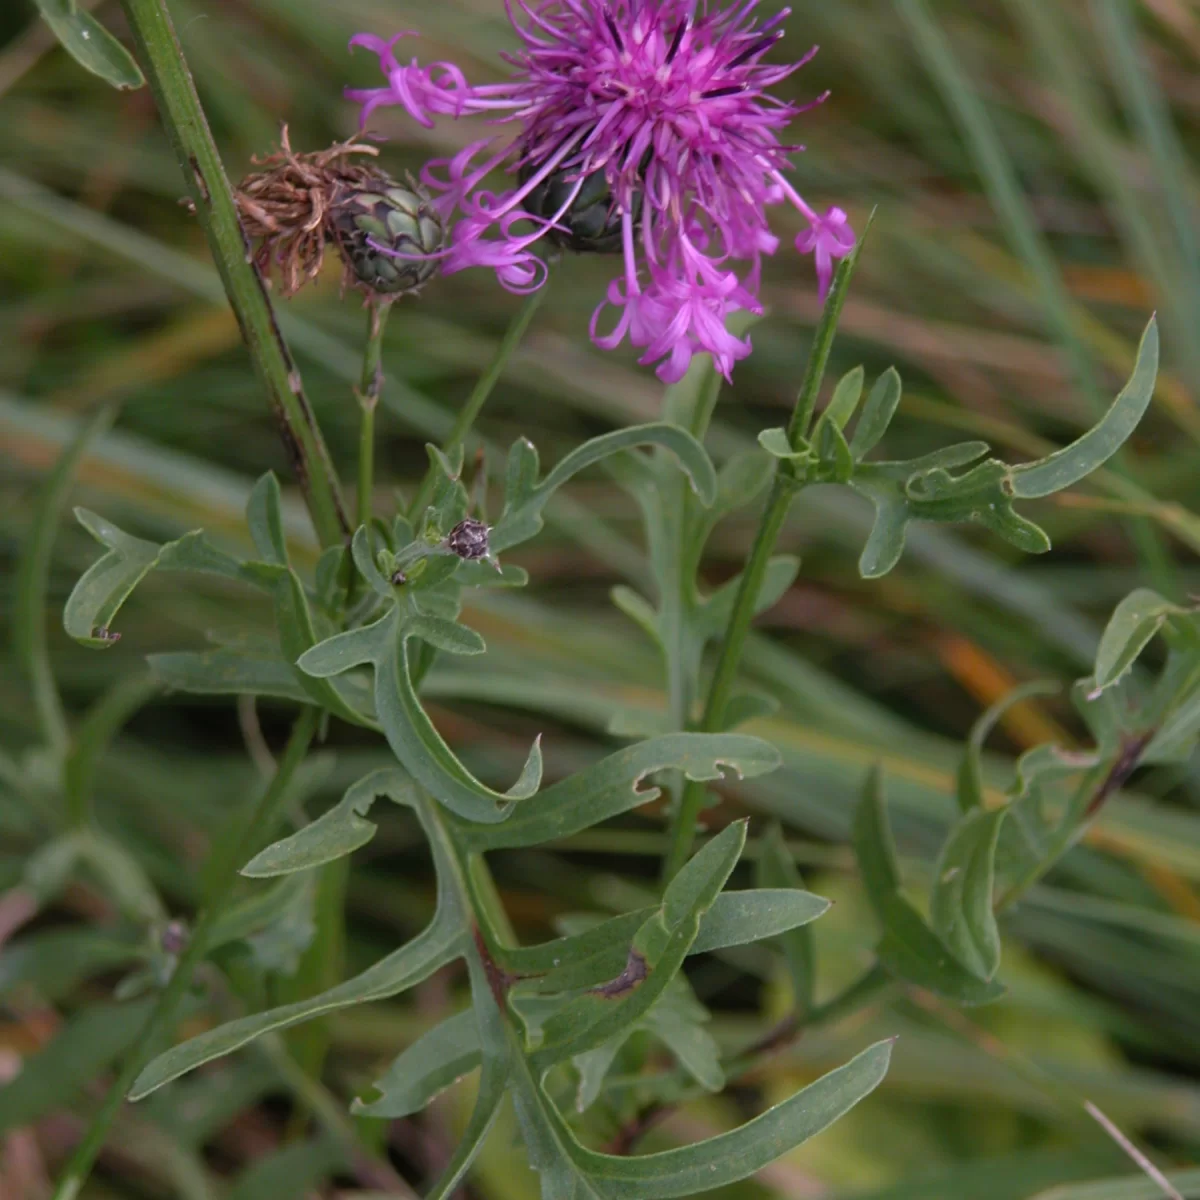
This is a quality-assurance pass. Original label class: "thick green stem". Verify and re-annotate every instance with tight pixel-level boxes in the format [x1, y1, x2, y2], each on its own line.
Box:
[118, 0, 349, 549]
[661, 246, 863, 882]
[409, 283, 547, 518]
[51, 705, 318, 1200]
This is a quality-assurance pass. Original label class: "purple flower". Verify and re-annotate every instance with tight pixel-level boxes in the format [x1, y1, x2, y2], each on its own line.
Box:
[347, 2, 853, 382]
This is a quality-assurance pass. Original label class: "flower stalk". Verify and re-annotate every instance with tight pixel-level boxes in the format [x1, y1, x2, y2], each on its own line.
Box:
[119, 0, 349, 550]
[357, 300, 391, 533]
[662, 235, 865, 882]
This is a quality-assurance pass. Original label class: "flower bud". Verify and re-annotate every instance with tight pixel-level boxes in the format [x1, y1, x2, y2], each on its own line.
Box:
[446, 518, 490, 561]
[520, 163, 641, 255]
[330, 182, 445, 296]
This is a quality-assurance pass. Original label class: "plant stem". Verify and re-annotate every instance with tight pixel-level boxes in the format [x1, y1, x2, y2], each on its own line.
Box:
[661, 245, 864, 882]
[118, 0, 349, 550]
[51, 706, 318, 1200]
[357, 301, 391, 533]
[409, 283, 547, 519]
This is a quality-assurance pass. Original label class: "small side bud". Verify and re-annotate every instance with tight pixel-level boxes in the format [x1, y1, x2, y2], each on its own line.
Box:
[330, 182, 445, 297]
[161, 920, 189, 956]
[446, 518, 491, 561]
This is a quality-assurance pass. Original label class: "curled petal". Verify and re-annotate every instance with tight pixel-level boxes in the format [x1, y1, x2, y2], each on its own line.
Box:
[795, 205, 856, 300]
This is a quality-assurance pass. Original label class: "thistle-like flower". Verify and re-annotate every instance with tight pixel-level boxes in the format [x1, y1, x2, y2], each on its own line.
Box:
[346, 1, 853, 381]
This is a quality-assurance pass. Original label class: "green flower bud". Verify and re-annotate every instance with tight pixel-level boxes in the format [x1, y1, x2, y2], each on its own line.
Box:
[519, 163, 642, 256]
[330, 182, 445, 296]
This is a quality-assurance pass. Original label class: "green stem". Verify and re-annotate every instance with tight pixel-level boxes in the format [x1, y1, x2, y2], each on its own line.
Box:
[661, 245, 863, 882]
[118, 0, 349, 550]
[409, 283, 547, 518]
[51, 706, 318, 1200]
[14, 405, 115, 757]
[357, 302, 390, 533]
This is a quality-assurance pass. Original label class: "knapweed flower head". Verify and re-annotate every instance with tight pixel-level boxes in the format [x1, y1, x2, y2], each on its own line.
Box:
[234, 127, 445, 299]
[347, 1, 853, 381]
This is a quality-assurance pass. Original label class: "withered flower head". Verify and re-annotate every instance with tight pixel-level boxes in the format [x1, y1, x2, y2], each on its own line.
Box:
[235, 126, 445, 299]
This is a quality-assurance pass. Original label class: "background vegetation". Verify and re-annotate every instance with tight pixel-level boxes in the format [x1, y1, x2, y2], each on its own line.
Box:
[3, 0, 1200, 1196]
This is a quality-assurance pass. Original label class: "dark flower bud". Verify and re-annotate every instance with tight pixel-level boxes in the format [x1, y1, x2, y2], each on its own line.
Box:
[161, 920, 189, 956]
[519, 162, 642, 255]
[330, 182, 445, 296]
[446, 518, 490, 561]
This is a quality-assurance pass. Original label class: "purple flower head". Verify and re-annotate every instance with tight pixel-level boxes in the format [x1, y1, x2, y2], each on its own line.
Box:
[347, 2, 853, 381]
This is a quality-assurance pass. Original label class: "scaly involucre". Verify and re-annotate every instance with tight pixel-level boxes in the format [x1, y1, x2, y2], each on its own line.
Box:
[347, 0, 854, 381]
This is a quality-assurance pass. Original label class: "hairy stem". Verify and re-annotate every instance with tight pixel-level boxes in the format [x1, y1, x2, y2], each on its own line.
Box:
[409, 283, 547, 518]
[51, 706, 318, 1200]
[661, 246, 863, 881]
[119, 0, 349, 549]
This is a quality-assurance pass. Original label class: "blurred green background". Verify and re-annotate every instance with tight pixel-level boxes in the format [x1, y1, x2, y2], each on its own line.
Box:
[4, 0, 1200, 1196]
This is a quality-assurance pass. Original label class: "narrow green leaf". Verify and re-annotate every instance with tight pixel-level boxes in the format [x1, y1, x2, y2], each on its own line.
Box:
[132, 792, 467, 1099]
[957, 681, 1060, 812]
[508, 887, 828, 994]
[14, 404, 114, 749]
[242, 768, 411, 877]
[850, 368, 902, 458]
[353, 1010, 481, 1118]
[34, 0, 145, 89]
[379, 610, 542, 821]
[852, 765, 902, 906]
[209, 874, 315, 953]
[823, 366, 866, 430]
[757, 427, 807, 461]
[876, 896, 1006, 1005]
[1011, 318, 1159, 498]
[816, 416, 855, 482]
[611, 585, 661, 644]
[689, 886, 828, 954]
[930, 807, 1007, 980]
[530, 823, 745, 1070]
[699, 556, 800, 638]
[457, 733, 780, 851]
[131, 911, 463, 1100]
[408, 613, 486, 656]
[524, 1040, 892, 1198]
[296, 614, 390, 678]
[645, 995, 723, 1093]
[1093, 587, 1191, 692]
[351, 525, 393, 596]
[246, 472, 288, 565]
[754, 823, 818, 1012]
[149, 649, 311, 702]
[505, 437, 541, 508]
[63, 510, 248, 647]
[855, 769, 1004, 1004]
[422, 955, 512, 1200]
[273, 569, 377, 728]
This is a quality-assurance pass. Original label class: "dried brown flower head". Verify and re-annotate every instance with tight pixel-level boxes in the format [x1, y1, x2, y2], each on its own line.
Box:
[234, 126, 444, 299]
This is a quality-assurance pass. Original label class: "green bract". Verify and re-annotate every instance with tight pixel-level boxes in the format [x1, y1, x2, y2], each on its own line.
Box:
[329, 181, 445, 295]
